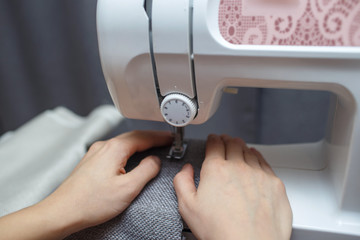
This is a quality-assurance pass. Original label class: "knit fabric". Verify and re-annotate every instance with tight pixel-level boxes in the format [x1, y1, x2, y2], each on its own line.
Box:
[66, 140, 205, 240]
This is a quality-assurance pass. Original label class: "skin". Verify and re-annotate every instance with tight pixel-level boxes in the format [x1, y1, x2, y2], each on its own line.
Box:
[173, 134, 293, 240]
[0, 130, 173, 240]
[0, 131, 292, 240]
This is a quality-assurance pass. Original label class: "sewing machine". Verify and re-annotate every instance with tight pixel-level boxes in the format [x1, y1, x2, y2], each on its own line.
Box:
[97, 0, 360, 239]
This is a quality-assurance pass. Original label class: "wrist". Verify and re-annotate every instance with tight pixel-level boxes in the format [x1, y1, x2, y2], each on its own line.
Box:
[35, 194, 85, 239]
[0, 197, 84, 240]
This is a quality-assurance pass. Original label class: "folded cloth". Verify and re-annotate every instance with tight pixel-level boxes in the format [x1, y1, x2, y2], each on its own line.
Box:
[0, 105, 123, 217]
[66, 140, 205, 240]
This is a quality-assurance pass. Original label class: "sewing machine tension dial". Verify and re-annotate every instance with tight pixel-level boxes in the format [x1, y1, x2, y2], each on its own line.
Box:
[160, 93, 197, 127]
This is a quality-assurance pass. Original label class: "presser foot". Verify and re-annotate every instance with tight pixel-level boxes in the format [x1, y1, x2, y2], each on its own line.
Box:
[167, 126, 187, 159]
[167, 142, 188, 159]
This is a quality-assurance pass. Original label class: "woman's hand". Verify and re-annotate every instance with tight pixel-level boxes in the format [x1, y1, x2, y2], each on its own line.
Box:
[0, 130, 172, 240]
[174, 134, 293, 240]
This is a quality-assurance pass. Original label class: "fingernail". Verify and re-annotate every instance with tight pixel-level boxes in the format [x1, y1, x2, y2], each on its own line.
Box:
[183, 163, 192, 170]
[152, 156, 161, 164]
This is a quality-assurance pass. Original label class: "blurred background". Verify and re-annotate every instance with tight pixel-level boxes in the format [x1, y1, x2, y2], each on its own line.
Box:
[0, 0, 331, 144]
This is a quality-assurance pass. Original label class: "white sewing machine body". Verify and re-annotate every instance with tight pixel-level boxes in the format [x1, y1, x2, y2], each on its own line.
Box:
[97, 0, 360, 239]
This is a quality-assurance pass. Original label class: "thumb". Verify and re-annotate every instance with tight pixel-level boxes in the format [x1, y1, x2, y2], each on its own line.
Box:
[173, 164, 197, 204]
[124, 155, 161, 198]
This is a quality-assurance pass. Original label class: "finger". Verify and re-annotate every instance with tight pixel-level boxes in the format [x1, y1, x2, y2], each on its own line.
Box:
[72, 141, 107, 172]
[203, 134, 225, 167]
[243, 145, 261, 169]
[82, 141, 106, 161]
[88, 141, 106, 153]
[221, 135, 245, 161]
[122, 155, 161, 198]
[117, 130, 173, 156]
[173, 164, 197, 206]
[101, 130, 173, 168]
[251, 148, 275, 175]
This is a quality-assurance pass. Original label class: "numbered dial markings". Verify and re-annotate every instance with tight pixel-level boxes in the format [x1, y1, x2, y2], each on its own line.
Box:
[160, 94, 197, 127]
[163, 100, 191, 125]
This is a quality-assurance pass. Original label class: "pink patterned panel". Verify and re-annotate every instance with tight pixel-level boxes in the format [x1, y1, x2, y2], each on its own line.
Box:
[219, 0, 360, 46]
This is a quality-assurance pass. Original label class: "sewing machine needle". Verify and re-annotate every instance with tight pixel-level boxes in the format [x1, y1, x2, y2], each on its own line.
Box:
[167, 127, 187, 159]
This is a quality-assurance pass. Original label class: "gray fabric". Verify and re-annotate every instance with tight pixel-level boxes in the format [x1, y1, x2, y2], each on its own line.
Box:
[66, 140, 205, 240]
[0, 1, 333, 238]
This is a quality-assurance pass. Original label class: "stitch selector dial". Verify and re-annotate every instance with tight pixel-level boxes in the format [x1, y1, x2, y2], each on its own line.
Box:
[160, 94, 197, 127]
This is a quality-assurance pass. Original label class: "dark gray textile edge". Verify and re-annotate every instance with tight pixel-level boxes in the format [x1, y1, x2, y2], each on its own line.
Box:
[66, 140, 205, 240]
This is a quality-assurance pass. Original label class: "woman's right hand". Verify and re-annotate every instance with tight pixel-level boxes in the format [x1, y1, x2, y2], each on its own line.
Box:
[174, 134, 292, 240]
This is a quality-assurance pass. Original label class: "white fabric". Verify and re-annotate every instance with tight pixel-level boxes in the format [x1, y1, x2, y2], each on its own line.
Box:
[0, 105, 123, 217]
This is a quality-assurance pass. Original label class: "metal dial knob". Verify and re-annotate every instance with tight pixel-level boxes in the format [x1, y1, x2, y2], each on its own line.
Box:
[160, 94, 197, 127]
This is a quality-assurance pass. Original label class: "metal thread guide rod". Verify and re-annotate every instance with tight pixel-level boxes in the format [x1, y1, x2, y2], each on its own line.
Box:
[167, 127, 187, 159]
